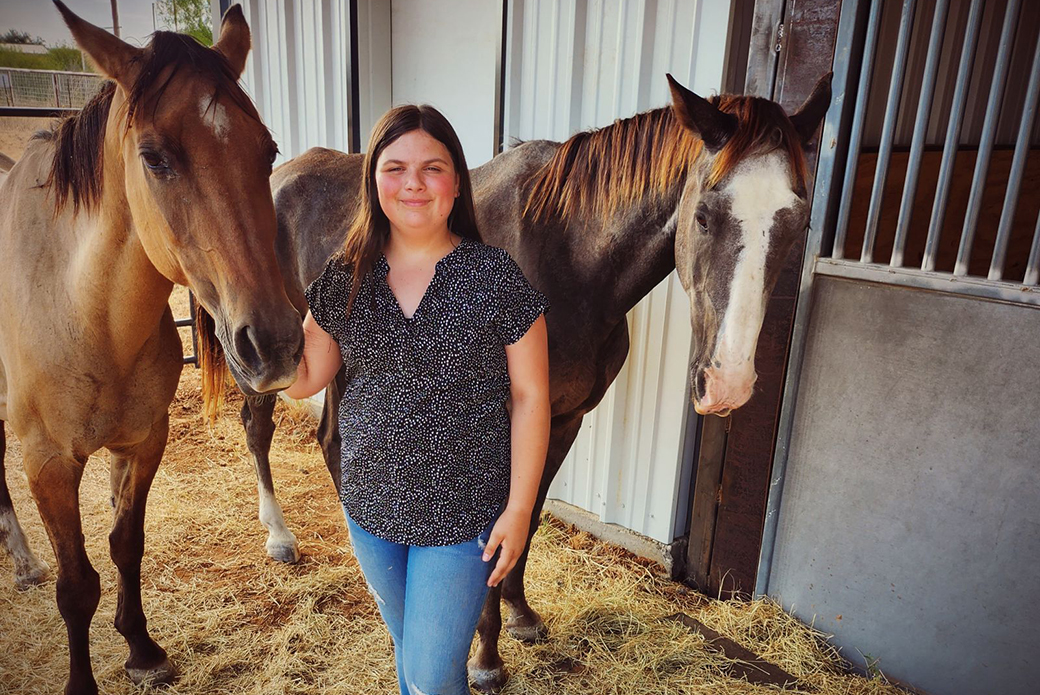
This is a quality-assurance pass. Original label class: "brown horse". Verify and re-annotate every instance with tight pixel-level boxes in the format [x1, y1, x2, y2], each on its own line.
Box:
[251, 73, 831, 690]
[0, 3, 301, 694]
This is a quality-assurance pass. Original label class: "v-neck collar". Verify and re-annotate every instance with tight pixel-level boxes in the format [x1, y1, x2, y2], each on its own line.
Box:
[377, 237, 474, 322]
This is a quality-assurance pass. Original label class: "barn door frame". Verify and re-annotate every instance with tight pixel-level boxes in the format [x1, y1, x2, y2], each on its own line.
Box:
[682, 0, 845, 596]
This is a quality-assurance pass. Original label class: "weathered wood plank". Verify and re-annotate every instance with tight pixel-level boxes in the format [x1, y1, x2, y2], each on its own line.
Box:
[667, 612, 805, 688]
[684, 414, 729, 591]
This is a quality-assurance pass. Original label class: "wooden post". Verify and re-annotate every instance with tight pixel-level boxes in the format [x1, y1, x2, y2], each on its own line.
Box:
[110, 0, 121, 38]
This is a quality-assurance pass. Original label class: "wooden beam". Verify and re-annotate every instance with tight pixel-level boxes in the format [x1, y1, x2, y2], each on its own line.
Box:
[684, 415, 728, 591]
[667, 613, 804, 688]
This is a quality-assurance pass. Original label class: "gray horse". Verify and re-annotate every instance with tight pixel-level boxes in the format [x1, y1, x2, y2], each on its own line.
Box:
[245, 73, 831, 690]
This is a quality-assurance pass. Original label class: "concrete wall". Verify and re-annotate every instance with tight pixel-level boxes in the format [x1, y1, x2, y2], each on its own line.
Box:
[766, 276, 1040, 694]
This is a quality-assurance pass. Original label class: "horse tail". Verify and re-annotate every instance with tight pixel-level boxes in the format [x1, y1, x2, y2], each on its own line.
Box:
[0, 152, 14, 174]
[195, 307, 227, 423]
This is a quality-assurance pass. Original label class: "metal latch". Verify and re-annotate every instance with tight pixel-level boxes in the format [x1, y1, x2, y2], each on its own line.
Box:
[775, 22, 785, 53]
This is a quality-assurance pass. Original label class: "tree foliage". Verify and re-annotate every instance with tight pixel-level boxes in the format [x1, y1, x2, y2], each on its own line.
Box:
[156, 0, 213, 46]
[1, 29, 45, 46]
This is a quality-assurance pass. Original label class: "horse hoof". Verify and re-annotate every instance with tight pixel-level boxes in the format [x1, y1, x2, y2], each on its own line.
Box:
[505, 617, 548, 643]
[467, 659, 508, 693]
[126, 657, 177, 686]
[266, 538, 301, 564]
[15, 562, 50, 590]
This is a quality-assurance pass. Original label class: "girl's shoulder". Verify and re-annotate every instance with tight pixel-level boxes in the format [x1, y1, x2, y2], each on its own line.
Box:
[459, 238, 520, 274]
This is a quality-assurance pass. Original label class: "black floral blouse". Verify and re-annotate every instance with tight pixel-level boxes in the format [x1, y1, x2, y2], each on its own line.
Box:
[305, 237, 549, 546]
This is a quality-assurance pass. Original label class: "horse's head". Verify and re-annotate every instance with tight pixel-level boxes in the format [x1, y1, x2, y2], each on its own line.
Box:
[667, 74, 830, 417]
[55, 2, 302, 396]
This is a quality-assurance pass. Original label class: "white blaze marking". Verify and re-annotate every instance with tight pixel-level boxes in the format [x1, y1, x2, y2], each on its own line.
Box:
[199, 96, 231, 141]
[714, 153, 798, 372]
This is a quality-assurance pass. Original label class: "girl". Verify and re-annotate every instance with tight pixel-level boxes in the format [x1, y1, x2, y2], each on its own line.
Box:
[285, 105, 550, 695]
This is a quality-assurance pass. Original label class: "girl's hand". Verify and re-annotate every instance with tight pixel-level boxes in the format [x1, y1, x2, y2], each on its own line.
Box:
[482, 506, 532, 587]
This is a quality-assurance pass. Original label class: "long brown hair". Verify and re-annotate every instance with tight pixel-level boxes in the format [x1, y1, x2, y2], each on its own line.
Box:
[342, 104, 480, 313]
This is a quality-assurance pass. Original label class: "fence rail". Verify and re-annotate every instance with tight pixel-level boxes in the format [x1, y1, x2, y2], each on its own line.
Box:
[0, 67, 104, 110]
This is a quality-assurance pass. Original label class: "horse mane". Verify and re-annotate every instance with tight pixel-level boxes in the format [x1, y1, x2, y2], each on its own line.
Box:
[195, 307, 227, 423]
[42, 30, 266, 215]
[524, 95, 809, 221]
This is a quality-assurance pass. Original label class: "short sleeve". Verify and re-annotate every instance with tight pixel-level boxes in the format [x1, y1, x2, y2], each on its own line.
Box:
[304, 256, 351, 340]
[493, 252, 550, 345]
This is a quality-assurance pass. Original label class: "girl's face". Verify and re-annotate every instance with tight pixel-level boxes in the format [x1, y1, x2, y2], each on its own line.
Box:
[375, 129, 460, 236]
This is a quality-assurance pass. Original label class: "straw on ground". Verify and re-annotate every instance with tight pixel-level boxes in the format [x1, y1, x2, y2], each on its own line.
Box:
[0, 289, 910, 695]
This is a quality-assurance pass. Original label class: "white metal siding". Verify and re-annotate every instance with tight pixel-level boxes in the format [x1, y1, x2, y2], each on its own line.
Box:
[504, 0, 731, 544]
[214, 0, 732, 545]
[390, 0, 502, 166]
[216, 0, 353, 161]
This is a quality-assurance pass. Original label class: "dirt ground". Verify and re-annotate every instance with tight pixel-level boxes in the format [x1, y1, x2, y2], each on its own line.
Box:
[0, 287, 911, 695]
[0, 117, 54, 160]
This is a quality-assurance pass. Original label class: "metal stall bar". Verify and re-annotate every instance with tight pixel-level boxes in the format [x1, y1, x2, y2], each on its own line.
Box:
[954, 0, 1021, 276]
[830, 0, 882, 260]
[922, 0, 984, 272]
[174, 292, 199, 366]
[861, 0, 916, 264]
[755, 0, 862, 598]
[1026, 213, 1040, 286]
[891, 0, 949, 268]
[988, 33, 1040, 281]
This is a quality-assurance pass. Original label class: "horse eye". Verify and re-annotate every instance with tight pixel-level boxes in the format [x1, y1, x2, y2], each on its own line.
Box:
[140, 151, 169, 174]
[695, 211, 709, 231]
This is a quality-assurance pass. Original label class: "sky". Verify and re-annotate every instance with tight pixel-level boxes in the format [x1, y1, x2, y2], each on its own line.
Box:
[0, 1, 191, 49]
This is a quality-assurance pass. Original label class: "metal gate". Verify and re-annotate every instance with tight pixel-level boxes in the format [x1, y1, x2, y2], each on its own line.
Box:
[757, 0, 1040, 691]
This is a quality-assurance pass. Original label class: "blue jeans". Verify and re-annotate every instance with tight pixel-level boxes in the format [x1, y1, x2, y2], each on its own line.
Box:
[345, 510, 496, 695]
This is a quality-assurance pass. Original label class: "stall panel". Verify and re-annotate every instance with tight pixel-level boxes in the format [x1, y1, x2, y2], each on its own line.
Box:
[768, 276, 1040, 693]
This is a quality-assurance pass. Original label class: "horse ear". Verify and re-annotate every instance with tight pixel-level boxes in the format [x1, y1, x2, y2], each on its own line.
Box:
[53, 0, 142, 88]
[666, 74, 736, 154]
[213, 4, 251, 78]
[788, 73, 832, 149]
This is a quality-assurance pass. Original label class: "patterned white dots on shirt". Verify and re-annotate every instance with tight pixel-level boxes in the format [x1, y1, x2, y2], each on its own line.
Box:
[305, 236, 549, 546]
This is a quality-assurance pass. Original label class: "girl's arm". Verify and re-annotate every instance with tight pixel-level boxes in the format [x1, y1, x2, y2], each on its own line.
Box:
[483, 314, 550, 587]
[284, 312, 343, 399]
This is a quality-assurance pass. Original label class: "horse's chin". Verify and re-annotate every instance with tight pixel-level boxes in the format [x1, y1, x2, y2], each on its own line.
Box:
[224, 360, 255, 396]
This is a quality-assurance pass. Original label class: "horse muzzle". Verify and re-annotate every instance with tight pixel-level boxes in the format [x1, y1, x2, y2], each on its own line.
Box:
[692, 364, 756, 417]
[227, 315, 304, 394]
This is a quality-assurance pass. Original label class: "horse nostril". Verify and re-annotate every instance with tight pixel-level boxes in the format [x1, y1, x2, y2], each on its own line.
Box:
[234, 324, 262, 374]
[694, 367, 708, 401]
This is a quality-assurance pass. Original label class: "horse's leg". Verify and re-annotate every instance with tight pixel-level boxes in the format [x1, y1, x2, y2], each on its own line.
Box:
[108, 415, 175, 686]
[241, 394, 299, 563]
[24, 446, 100, 695]
[468, 413, 584, 693]
[502, 414, 584, 640]
[0, 421, 50, 588]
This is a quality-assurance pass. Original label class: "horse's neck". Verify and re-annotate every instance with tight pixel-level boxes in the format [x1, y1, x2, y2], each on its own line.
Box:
[475, 144, 680, 326]
[69, 132, 174, 362]
[598, 190, 683, 317]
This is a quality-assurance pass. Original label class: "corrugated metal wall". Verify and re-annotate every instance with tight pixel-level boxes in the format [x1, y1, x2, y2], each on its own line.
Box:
[503, 0, 732, 544]
[215, 0, 734, 545]
[216, 0, 353, 161]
